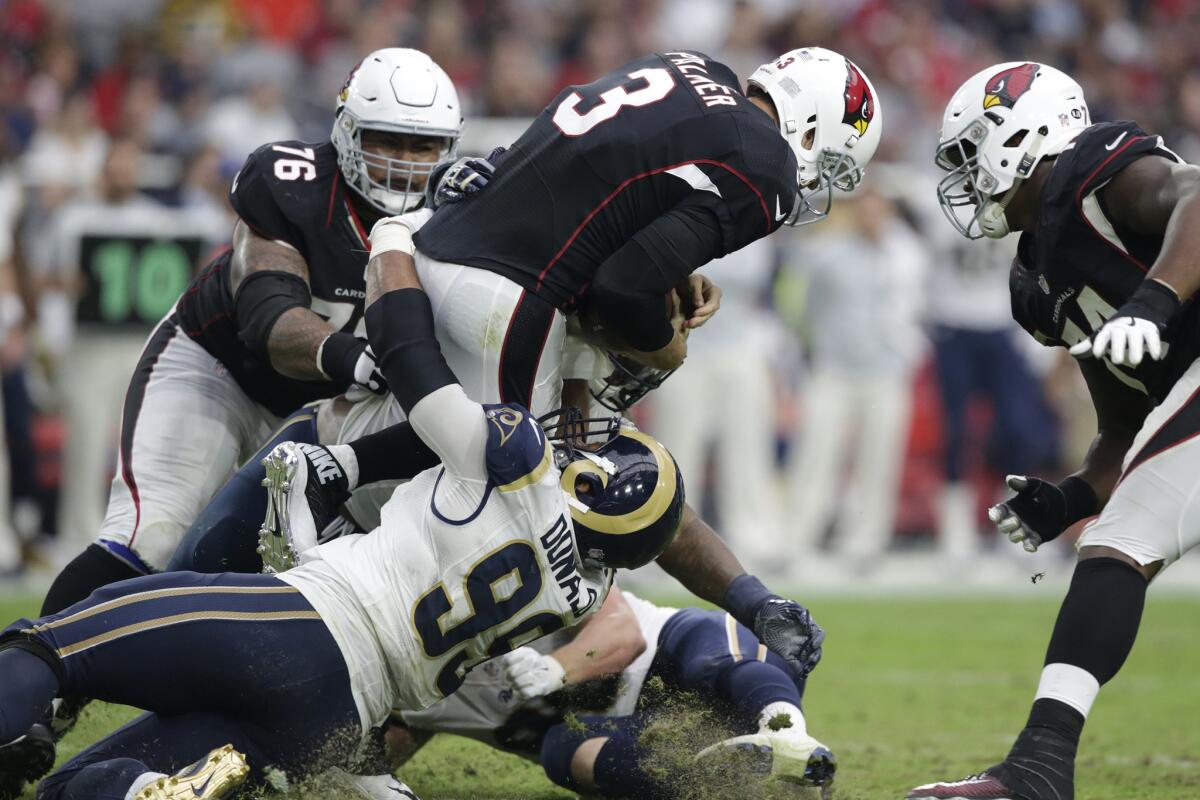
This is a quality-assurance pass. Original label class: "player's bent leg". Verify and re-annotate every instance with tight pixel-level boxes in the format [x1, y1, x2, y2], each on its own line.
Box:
[96, 318, 280, 578]
[540, 715, 661, 799]
[0, 645, 58, 799]
[909, 378, 1200, 800]
[654, 608, 835, 795]
[6, 571, 360, 773]
[38, 711, 264, 800]
[167, 406, 320, 573]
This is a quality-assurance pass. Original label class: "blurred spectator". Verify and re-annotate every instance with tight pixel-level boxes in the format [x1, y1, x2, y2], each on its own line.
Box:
[0, 139, 24, 573]
[784, 189, 927, 565]
[648, 238, 784, 571]
[34, 139, 169, 547]
[204, 78, 298, 172]
[926, 234, 1059, 558]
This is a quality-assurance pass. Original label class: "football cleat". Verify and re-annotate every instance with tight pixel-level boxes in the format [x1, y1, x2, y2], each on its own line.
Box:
[135, 744, 249, 799]
[331, 769, 421, 799]
[0, 723, 55, 800]
[696, 730, 836, 798]
[906, 771, 1023, 799]
[258, 442, 349, 573]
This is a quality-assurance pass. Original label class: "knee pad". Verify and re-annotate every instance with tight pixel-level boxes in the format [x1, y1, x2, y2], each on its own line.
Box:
[540, 715, 617, 792]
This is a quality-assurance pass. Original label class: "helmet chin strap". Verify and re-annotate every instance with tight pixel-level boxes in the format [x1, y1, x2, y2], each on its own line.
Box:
[977, 125, 1048, 239]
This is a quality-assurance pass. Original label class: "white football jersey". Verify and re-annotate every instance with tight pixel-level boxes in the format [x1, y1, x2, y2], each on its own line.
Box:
[280, 386, 612, 732]
[398, 591, 679, 745]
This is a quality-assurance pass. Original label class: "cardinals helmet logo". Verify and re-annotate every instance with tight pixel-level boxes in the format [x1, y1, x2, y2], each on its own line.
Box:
[337, 63, 361, 105]
[983, 63, 1039, 110]
[842, 61, 874, 137]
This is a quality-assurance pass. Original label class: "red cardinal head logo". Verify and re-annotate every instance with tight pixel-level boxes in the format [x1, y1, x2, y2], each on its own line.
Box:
[842, 61, 874, 136]
[338, 63, 361, 104]
[983, 63, 1040, 110]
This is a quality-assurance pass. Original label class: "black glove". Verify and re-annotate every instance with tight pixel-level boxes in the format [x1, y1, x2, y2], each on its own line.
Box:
[425, 147, 505, 210]
[318, 332, 387, 394]
[723, 574, 825, 678]
[754, 598, 825, 678]
[988, 474, 1099, 552]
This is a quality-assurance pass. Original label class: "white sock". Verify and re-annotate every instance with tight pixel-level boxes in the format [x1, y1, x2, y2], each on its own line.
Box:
[1035, 663, 1101, 718]
[326, 444, 360, 490]
[125, 772, 167, 800]
[757, 701, 807, 735]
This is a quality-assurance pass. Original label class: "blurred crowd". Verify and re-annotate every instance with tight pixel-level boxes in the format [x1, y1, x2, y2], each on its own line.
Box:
[0, 0, 1196, 577]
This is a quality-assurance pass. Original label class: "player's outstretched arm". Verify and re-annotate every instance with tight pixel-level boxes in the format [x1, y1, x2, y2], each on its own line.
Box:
[229, 220, 384, 392]
[1072, 158, 1200, 366]
[500, 589, 646, 701]
[656, 504, 824, 678]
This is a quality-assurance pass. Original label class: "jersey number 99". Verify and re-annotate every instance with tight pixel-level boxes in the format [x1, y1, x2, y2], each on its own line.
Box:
[412, 541, 565, 696]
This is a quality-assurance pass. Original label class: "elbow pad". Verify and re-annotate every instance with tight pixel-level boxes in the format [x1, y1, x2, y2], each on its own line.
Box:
[365, 288, 459, 415]
[234, 270, 312, 362]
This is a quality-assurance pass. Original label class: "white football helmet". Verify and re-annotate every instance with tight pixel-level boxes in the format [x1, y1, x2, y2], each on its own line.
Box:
[936, 62, 1090, 239]
[331, 48, 462, 215]
[748, 47, 882, 226]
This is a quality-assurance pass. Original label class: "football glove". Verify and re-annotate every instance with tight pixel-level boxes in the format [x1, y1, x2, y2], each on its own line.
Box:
[1069, 279, 1179, 366]
[724, 574, 824, 679]
[426, 148, 504, 210]
[500, 647, 566, 701]
[988, 474, 1099, 552]
[319, 333, 387, 395]
[754, 598, 825, 679]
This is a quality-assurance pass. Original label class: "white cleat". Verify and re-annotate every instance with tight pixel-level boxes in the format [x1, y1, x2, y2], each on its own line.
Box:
[258, 442, 319, 573]
[697, 730, 837, 798]
[135, 744, 249, 799]
[328, 768, 421, 799]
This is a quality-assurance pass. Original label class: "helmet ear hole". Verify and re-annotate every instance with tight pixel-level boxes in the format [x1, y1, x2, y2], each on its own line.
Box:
[1004, 129, 1029, 148]
[574, 474, 604, 505]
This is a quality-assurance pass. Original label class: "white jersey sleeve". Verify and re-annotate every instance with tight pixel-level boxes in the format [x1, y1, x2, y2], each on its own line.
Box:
[408, 383, 488, 480]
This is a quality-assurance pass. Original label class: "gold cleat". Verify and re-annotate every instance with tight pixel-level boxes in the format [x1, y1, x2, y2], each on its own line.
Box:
[135, 744, 249, 799]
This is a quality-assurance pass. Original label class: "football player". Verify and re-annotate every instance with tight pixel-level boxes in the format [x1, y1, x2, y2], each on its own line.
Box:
[909, 63, 1200, 800]
[0, 221, 688, 800]
[0, 46, 477, 793]
[390, 587, 835, 798]
[36, 47, 462, 614]
[257, 45, 882, 542]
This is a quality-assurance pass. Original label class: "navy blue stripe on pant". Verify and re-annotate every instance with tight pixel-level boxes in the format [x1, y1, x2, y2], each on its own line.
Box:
[1, 571, 360, 798]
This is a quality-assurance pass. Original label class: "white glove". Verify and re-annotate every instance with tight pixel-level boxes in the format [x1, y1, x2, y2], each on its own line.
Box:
[500, 647, 566, 701]
[1069, 316, 1162, 367]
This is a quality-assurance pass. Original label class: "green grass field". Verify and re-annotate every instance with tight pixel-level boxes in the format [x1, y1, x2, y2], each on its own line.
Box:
[3, 591, 1197, 799]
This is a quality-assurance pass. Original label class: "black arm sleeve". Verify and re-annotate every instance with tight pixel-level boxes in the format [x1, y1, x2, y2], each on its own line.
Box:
[364, 288, 460, 416]
[587, 203, 724, 351]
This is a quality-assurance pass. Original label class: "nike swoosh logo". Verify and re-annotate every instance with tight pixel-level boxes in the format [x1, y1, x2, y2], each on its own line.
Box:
[191, 774, 214, 796]
[1106, 131, 1128, 151]
[775, 196, 788, 221]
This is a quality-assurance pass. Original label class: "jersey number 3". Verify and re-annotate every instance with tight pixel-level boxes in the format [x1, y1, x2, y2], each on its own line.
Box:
[412, 541, 565, 696]
[553, 67, 675, 136]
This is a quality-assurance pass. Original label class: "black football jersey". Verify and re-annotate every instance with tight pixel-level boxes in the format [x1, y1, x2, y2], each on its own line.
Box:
[416, 51, 798, 311]
[174, 140, 375, 417]
[1012, 120, 1197, 403]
